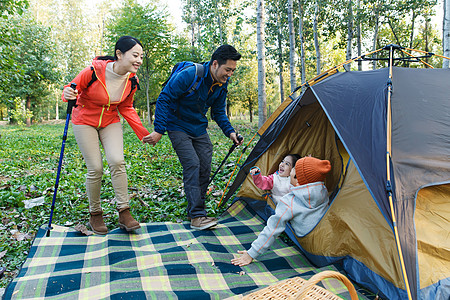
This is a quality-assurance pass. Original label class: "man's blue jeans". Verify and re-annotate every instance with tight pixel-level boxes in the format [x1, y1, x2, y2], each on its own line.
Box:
[168, 131, 213, 219]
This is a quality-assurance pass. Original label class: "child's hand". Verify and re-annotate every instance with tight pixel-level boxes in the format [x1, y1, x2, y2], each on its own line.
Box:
[231, 250, 253, 266]
[250, 166, 260, 176]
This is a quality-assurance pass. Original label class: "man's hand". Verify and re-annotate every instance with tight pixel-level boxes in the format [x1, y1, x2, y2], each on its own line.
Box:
[230, 132, 243, 146]
[143, 131, 162, 146]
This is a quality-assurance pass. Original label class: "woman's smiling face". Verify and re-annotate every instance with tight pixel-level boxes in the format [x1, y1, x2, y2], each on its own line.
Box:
[115, 44, 143, 74]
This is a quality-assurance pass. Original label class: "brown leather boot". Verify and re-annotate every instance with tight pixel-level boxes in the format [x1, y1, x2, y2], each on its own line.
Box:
[89, 211, 108, 235]
[118, 208, 140, 231]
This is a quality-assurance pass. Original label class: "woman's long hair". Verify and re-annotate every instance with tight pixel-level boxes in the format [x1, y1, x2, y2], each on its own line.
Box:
[96, 36, 143, 61]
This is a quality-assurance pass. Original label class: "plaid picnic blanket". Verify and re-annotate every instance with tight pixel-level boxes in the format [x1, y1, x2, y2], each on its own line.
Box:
[4, 200, 369, 299]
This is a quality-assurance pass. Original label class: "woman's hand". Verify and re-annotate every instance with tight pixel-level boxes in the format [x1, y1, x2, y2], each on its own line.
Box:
[63, 86, 78, 101]
[143, 131, 162, 145]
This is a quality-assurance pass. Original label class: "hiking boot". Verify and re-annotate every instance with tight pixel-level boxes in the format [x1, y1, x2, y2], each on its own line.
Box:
[190, 216, 218, 230]
[118, 208, 141, 231]
[89, 211, 108, 235]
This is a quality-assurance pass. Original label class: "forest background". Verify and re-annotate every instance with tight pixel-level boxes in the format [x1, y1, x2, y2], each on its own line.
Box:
[1, 0, 449, 129]
[1, 0, 449, 294]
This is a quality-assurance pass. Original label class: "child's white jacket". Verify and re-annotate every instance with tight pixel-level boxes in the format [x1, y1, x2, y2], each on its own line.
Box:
[247, 181, 329, 259]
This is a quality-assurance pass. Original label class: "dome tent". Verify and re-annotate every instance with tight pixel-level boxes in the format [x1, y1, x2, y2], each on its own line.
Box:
[220, 45, 450, 300]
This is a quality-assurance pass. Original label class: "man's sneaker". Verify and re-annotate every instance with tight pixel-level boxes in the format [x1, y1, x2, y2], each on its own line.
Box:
[190, 216, 218, 230]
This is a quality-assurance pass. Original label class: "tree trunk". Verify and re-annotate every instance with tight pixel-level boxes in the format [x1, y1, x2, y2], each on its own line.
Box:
[214, 0, 224, 44]
[257, 0, 267, 128]
[406, 10, 416, 67]
[409, 11, 416, 50]
[345, 0, 353, 71]
[443, 0, 450, 68]
[26, 96, 32, 127]
[372, 4, 380, 70]
[356, 0, 362, 70]
[298, 0, 306, 86]
[288, 0, 296, 93]
[56, 98, 59, 120]
[424, 13, 430, 66]
[277, 12, 285, 103]
[313, 0, 321, 75]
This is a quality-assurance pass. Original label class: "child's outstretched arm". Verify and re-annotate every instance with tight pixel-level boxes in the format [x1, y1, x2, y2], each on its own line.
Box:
[231, 250, 254, 266]
[250, 167, 274, 190]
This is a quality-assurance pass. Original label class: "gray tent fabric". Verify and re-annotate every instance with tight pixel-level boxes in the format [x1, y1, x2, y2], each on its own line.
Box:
[390, 67, 450, 300]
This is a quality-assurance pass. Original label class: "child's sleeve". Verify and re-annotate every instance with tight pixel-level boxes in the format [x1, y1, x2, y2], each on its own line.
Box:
[246, 195, 293, 259]
[252, 173, 274, 190]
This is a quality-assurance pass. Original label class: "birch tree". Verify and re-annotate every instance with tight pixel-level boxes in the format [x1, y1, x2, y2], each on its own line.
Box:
[356, 0, 362, 70]
[298, 0, 306, 85]
[444, 0, 450, 68]
[213, 0, 224, 44]
[277, 11, 285, 102]
[344, 0, 353, 71]
[257, 0, 267, 127]
[288, 0, 297, 92]
[371, 2, 380, 70]
[313, 0, 321, 75]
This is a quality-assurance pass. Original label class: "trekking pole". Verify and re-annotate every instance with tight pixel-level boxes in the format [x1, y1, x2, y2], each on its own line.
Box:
[46, 83, 77, 237]
[208, 134, 243, 187]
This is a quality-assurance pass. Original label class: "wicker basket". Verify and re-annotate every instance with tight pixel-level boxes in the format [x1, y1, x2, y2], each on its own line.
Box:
[242, 270, 358, 300]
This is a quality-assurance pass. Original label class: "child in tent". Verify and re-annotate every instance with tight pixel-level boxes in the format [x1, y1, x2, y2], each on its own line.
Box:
[250, 154, 300, 205]
[231, 156, 331, 266]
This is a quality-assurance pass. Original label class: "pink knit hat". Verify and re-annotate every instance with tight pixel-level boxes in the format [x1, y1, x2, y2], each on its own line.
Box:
[295, 157, 331, 186]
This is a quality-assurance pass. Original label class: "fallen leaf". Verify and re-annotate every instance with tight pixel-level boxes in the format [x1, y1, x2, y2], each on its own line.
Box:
[12, 231, 32, 241]
[23, 196, 45, 209]
[74, 224, 94, 236]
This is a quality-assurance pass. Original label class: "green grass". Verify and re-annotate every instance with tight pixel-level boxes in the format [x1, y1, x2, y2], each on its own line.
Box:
[0, 120, 259, 288]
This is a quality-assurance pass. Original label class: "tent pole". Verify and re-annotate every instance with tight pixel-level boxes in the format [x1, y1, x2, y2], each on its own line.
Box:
[404, 47, 450, 61]
[217, 132, 258, 208]
[386, 46, 413, 300]
[399, 49, 434, 68]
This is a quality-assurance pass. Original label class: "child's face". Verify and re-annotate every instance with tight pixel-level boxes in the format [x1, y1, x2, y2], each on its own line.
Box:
[290, 167, 298, 186]
[278, 156, 294, 177]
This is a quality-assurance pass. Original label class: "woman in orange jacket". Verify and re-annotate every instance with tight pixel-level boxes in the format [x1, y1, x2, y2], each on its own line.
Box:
[62, 36, 150, 235]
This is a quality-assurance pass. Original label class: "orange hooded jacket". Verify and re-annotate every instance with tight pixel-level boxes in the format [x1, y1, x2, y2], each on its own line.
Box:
[62, 59, 150, 140]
